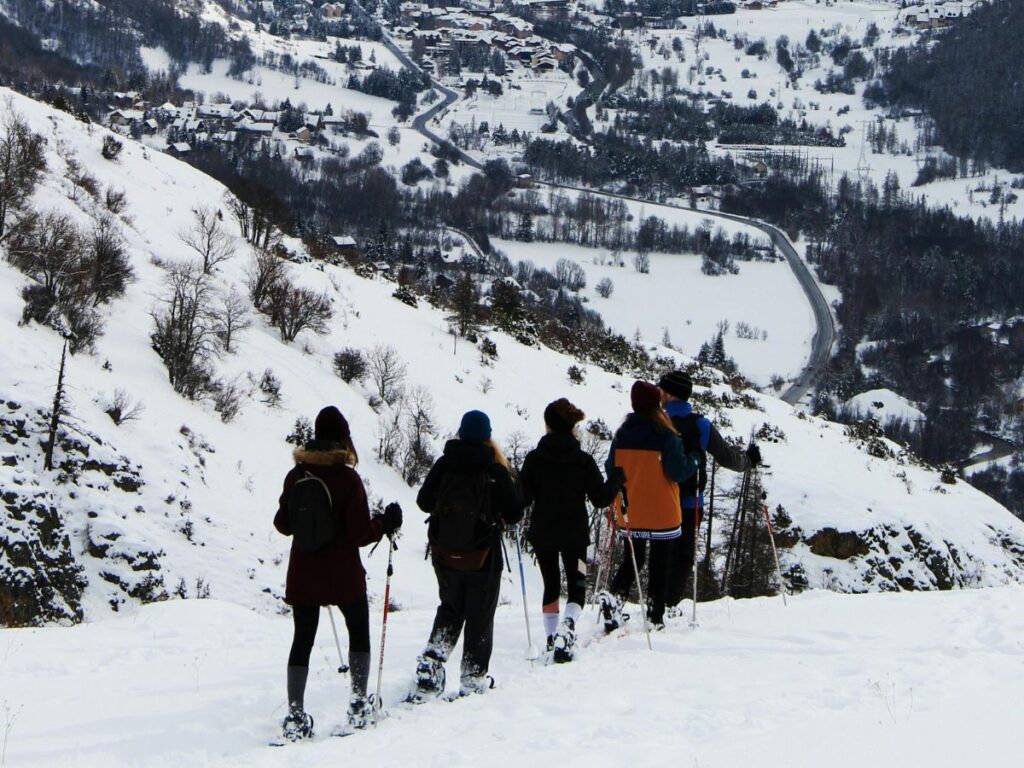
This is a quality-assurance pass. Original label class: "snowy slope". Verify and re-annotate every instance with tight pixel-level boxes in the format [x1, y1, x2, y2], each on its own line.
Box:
[2, 85, 1024, 634]
[3, 586, 1024, 767]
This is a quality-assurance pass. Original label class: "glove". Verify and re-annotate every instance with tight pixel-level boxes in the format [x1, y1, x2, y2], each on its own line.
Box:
[382, 502, 403, 537]
[746, 444, 762, 468]
[608, 466, 626, 488]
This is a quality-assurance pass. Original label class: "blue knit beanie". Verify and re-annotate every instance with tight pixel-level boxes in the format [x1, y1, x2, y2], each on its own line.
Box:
[458, 410, 492, 443]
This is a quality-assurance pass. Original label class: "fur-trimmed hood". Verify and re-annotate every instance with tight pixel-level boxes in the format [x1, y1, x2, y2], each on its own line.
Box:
[293, 445, 356, 467]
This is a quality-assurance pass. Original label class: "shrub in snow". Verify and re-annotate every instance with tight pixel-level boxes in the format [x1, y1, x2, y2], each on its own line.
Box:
[596, 277, 614, 298]
[212, 379, 244, 423]
[568, 364, 585, 385]
[333, 347, 368, 383]
[101, 134, 123, 161]
[286, 417, 313, 447]
[258, 369, 282, 408]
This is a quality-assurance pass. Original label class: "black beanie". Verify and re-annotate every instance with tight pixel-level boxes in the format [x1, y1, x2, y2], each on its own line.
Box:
[658, 371, 693, 402]
[314, 406, 351, 443]
[544, 398, 585, 433]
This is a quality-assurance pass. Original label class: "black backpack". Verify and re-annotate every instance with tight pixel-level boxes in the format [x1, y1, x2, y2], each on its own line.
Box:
[428, 469, 496, 557]
[288, 472, 337, 552]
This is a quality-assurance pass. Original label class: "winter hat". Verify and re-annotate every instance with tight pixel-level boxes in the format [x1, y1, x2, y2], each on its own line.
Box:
[630, 381, 663, 413]
[314, 406, 351, 443]
[544, 398, 585, 433]
[458, 410, 492, 443]
[658, 370, 693, 402]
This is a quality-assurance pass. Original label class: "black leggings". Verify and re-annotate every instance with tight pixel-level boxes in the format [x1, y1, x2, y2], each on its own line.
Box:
[288, 595, 370, 667]
[609, 537, 673, 623]
[535, 547, 588, 606]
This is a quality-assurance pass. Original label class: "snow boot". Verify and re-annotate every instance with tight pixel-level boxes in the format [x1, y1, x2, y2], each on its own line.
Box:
[546, 634, 555, 653]
[409, 651, 446, 702]
[458, 674, 495, 697]
[665, 604, 683, 620]
[552, 617, 577, 663]
[347, 695, 374, 730]
[281, 706, 314, 742]
[598, 591, 623, 634]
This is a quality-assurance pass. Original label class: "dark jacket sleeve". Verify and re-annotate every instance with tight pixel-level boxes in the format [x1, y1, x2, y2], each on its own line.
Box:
[584, 452, 620, 508]
[706, 422, 748, 473]
[662, 433, 699, 483]
[417, 457, 446, 514]
[489, 463, 524, 527]
[604, 438, 618, 475]
[342, 471, 383, 547]
[274, 468, 298, 535]
[518, 451, 537, 508]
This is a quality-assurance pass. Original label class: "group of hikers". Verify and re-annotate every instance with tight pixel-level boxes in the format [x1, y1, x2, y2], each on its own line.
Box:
[273, 370, 762, 740]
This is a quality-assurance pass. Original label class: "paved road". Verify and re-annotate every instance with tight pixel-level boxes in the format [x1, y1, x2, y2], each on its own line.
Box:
[959, 432, 1019, 471]
[361, 8, 835, 404]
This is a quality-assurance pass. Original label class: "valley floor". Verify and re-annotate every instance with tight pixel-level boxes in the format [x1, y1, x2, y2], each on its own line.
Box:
[3, 586, 1022, 767]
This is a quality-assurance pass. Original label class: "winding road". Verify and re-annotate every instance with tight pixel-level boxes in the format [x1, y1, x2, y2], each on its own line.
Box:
[357, 4, 835, 405]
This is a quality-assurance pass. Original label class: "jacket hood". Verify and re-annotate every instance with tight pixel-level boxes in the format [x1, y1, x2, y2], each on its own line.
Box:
[442, 439, 495, 471]
[665, 401, 694, 419]
[294, 444, 356, 467]
[536, 431, 583, 465]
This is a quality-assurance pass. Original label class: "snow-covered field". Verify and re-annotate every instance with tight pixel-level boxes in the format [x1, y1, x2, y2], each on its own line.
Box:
[493, 238, 813, 386]
[4, 586, 1024, 767]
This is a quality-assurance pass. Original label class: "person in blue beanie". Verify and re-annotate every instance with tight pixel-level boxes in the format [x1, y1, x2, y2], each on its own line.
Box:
[408, 410, 523, 701]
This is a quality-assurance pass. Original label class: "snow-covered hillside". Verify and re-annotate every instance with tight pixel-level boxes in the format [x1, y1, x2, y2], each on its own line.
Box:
[4, 586, 1024, 767]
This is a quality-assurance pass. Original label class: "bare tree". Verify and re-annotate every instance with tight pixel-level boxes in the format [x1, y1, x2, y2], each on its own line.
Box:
[633, 251, 651, 274]
[400, 385, 437, 485]
[555, 258, 587, 291]
[179, 206, 235, 275]
[246, 248, 287, 311]
[265, 277, 333, 342]
[0, 106, 47, 241]
[375, 405, 405, 467]
[225, 193, 281, 252]
[596, 277, 614, 298]
[214, 285, 251, 353]
[449, 271, 480, 337]
[367, 344, 407, 405]
[150, 262, 220, 399]
[87, 215, 133, 306]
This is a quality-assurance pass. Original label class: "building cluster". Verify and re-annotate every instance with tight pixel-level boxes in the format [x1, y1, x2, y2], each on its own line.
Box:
[106, 100, 353, 160]
[901, 1, 978, 30]
[394, 2, 575, 74]
[258, 0, 354, 35]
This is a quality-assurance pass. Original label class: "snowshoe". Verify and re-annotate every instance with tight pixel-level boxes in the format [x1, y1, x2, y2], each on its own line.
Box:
[347, 695, 374, 730]
[552, 617, 577, 664]
[405, 652, 445, 704]
[598, 591, 623, 634]
[665, 604, 683, 620]
[280, 707, 314, 743]
[456, 674, 495, 698]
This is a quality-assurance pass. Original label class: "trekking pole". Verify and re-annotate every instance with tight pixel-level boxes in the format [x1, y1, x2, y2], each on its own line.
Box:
[690, 488, 700, 628]
[373, 535, 397, 711]
[721, 466, 747, 593]
[705, 458, 716, 560]
[326, 606, 349, 674]
[591, 503, 614, 608]
[620, 485, 653, 651]
[761, 502, 788, 607]
[514, 527, 539, 660]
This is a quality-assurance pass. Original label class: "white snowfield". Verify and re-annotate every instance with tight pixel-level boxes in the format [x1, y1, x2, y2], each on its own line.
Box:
[3, 82, 1024, 764]
[3, 586, 1024, 767]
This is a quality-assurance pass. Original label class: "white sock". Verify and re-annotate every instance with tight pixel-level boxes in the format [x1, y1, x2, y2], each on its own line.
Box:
[543, 612, 559, 637]
[564, 602, 582, 625]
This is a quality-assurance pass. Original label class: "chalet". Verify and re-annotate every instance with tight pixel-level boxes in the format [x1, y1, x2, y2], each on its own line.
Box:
[143, 118, 160, 134]
[304, 113, 324, 131]
[293, 147, 315, 161]
[242, 109, 282, 123]
[166, 142, 192, 157]
[550, 43, 575, 61]
[614, 12, 644, 30]
[293, 126, 314, 143]
[516, 173, 534, 188]
[238, 120, 275, 135]
[530, 54, 558, 72]
[753, 160, 769, 177]
[198, 103, 237, 121]
[108, 109, 145, 127]
[321, 2, 345, 18]
[331, 235, 359, 258]
[523, 0, 569, 21]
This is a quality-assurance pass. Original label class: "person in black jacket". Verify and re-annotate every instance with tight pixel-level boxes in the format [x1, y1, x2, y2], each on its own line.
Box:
[658, 371, 761, 616]
[519, 399, 623, 662]
[410, 410, 523, 700]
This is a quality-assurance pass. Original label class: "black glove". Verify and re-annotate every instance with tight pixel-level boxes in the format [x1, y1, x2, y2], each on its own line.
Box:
[746, 444, 762, 468]
[382, 502, 403, 536]
[608, 466, 626, 488]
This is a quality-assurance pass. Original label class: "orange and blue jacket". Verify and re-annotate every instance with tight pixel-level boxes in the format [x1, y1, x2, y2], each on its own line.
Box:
[605, 414, 699, 539]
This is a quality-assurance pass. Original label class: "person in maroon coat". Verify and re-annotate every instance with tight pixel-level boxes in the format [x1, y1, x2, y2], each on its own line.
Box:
[274, 406, 402, 739]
